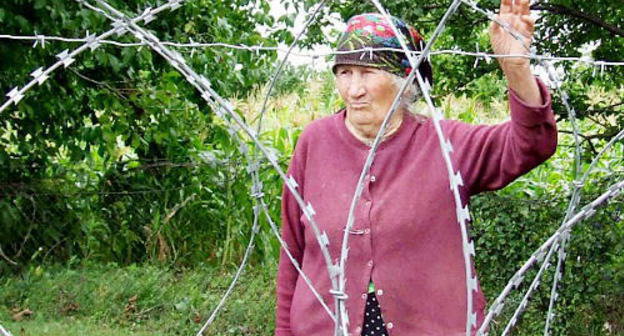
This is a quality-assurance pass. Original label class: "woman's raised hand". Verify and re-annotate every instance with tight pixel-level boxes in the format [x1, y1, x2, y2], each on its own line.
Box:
[489, 0, 535, 72]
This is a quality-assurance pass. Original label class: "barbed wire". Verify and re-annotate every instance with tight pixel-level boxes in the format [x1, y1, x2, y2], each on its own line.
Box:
[1, 0, 623, 335]
[195, 1, 334, 333]
[501, 236, 558, 336]
[456, 1, 593, 334]
[0, 324, 13, 336]
[458, 2, 621, 335]
[496, 128, 624, 335]
[0, 154, 289, 170]
[0, 0, 187, 115]
[2, 34, 623, 67]
[467, 3, 568, 336]
[480, 178, 624, 331]
[69, 2, 340, 334]
[70, 3, 335, 335]
[545, 129, 624, 334]
[0, 185, 190, 198]
[0, 155, 289, 198]
[373, 1, 485, 333]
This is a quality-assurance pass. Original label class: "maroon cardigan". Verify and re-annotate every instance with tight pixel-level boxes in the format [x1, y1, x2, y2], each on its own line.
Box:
[275, 78, 557, 336]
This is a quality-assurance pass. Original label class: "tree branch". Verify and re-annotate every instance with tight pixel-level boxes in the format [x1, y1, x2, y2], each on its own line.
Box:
[588, 101, 624, 114]
[69, 68, 128, 100]
[531, 3, 624, 38]
[0, 245, 18, 266]
[558, 129, 598, 156]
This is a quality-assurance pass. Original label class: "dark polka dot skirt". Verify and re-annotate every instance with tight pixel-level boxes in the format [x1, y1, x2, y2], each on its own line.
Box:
[361, 292, 388, 336]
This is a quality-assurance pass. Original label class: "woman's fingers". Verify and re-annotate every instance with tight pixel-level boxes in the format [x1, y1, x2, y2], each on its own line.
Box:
[502, 0, 532, 19]
[517, 0, 531, 15]
[521, 14, 535, 35]
[493, 2, 536, 45]
[497, 10, 534, 34]
[500, 0, 513, 14]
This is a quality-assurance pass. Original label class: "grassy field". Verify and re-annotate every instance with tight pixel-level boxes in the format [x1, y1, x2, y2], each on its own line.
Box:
[1, 263, 277, 336]
[2, 319, 156, 336]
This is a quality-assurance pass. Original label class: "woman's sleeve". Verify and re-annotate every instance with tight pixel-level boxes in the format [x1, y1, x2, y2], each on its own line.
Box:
[275, 141, 307, 336]
[451, 77, 558, 195]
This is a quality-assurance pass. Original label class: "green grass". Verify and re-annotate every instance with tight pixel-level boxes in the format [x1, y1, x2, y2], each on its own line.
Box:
[3, 319, 156, 336]
[1, 262, 277, 336]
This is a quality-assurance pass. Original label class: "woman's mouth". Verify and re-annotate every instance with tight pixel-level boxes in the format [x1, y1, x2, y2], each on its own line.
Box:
[350, 102, 369, 109]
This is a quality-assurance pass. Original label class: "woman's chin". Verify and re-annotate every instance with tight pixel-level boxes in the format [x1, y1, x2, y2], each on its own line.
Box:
[349, 118, 374, 129]
[348, 110, 371, 121]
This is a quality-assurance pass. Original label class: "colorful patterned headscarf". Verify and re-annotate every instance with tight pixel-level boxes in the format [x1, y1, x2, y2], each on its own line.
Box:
[332, 13, 433, 84]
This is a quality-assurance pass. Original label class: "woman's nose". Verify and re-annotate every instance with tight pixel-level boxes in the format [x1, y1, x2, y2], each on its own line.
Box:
[348, 76, 366, 98]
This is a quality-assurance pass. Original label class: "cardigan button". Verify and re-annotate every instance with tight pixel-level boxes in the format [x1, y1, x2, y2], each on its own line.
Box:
[367, 260, 374, 267]
[355, 326, 362, 333]
[361, 293, 367, 299]
[386, 322, 394, 329]
[377, 289, 383, 296]
[370, 175, 376, 182]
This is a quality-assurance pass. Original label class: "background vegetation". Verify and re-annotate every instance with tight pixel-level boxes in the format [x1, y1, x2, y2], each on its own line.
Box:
[1, 0, 623, 335]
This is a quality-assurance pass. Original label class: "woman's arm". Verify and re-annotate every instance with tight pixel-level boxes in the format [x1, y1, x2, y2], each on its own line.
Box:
[489, 0, 542, 105]
[447, 77, 557, 195]
[504, 65, 542, 106]
[447, 0, 556, 194]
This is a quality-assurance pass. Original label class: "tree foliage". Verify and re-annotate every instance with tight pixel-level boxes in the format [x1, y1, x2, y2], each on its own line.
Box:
[0, 0, 296, 267]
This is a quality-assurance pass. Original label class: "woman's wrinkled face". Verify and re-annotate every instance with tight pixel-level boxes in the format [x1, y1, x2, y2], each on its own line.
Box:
[335, 65, 400, 137]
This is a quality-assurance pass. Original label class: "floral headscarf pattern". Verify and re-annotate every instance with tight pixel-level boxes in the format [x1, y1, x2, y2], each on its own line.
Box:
[333, 13, 433, 83]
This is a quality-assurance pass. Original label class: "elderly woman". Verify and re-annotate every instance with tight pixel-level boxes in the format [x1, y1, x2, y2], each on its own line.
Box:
[275, 1, 557, 335]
